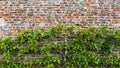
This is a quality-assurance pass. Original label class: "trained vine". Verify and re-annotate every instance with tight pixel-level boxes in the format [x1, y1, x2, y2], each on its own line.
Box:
[0, 24, 120, 68]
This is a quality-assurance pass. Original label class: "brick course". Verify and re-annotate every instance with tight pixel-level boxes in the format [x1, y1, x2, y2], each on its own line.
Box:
[0, 0, 120, 37]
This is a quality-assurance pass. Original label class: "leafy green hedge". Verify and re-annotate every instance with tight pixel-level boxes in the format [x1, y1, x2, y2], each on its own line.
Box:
[0, 24, 120, 68]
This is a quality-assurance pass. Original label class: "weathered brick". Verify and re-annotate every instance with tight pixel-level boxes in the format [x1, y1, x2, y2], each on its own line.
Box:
[0, 0, 118, 37]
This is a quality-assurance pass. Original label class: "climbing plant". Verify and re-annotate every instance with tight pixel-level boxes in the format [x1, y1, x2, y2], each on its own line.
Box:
[0, 24, 120, 68]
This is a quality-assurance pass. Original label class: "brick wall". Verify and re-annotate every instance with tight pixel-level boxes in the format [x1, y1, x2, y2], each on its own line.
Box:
[0, 0, 119, 37]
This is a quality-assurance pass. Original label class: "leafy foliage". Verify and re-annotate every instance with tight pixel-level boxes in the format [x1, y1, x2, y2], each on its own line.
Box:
[0, 24, 120, 68]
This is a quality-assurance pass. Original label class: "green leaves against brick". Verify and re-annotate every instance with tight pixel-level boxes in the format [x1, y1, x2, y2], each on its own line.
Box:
[0, 24, 120, 67]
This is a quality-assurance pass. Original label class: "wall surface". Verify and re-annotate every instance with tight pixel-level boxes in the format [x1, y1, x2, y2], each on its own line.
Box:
[0, 0, 120, 37]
